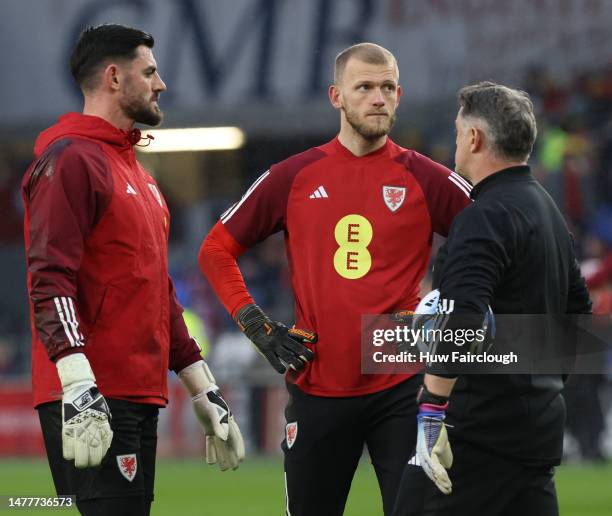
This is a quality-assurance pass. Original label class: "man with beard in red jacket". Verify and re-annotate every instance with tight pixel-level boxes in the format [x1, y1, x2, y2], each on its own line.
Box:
[22, 24, 244, 516]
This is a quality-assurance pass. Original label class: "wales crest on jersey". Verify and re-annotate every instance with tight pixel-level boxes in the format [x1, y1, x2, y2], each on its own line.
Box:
[382, 186, 406, 212]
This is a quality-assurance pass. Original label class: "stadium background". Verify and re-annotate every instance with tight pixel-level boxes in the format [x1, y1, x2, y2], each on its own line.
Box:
[0, 1, 611, 514]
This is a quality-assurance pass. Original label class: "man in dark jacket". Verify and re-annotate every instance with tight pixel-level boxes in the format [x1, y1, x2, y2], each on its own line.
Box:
[393, 81, 591, 516]
[22, 24, 244, 516]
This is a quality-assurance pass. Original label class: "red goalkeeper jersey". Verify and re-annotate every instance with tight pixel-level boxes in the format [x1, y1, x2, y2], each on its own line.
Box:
[203, 137, 471, 396]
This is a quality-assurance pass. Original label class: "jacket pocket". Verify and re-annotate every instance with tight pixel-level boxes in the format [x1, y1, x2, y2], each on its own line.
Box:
[79, 284, 108, 330]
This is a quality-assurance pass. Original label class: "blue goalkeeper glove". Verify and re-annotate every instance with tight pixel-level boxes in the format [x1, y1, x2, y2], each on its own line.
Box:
[416, 384, 453, 494]
[235, 304, 316, 374]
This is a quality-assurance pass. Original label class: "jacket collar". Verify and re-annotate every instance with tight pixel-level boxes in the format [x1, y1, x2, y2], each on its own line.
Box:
[470, 165, 533, 200]
[34, 113, 142, 158]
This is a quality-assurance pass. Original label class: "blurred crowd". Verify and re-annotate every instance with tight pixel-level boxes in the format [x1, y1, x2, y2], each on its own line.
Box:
[524, 64, 612, 462]
[1, 64, 611, 459]
[526, 65, 612, 304]
[188, 65, 612, 335]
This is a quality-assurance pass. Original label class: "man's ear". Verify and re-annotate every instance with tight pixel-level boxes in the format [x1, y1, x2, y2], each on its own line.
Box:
[470, 126, 484, 153]
[329, 84, 342, 110]
[101, 63, 121, 92]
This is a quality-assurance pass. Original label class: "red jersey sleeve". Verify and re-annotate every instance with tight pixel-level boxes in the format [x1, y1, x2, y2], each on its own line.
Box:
[399, 151, 472, 237]
[219, 168, 289, 247]
[167, 277, 203, 373]
[198, 222, 254, 318]
[22, 138, 113, 360]
[199, 148, 325, 317]
[220, 148, 326, 247]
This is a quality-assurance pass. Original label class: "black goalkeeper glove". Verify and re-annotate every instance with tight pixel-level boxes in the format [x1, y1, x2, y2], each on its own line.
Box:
[235, 304, 317, 374]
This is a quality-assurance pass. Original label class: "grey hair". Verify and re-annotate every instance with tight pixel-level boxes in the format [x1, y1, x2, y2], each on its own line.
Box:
[458, 81, 537, 162]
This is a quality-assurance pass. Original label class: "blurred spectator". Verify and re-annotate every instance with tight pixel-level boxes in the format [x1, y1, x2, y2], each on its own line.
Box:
[564, 374, 607, 462]
[585, 205, 612, 292]
[0, 152, 24, 244]
[0, 336, 18, 375]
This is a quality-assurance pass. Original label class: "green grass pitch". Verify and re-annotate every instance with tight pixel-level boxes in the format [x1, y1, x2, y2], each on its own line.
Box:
[0, 457, 610, 515]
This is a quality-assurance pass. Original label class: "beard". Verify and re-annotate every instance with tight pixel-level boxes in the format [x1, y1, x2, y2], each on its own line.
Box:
[344, 107, 396, 140]
[120, 92, 163, 127]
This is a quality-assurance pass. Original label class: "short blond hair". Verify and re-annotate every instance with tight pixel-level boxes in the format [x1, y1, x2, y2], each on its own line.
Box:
[334, 42, 398, 84]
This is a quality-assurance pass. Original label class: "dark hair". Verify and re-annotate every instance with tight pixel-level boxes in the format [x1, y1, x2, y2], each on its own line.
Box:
[70, 24, 154, 91]
[334, 42, 398, 83]
[458, 81, 537, 162]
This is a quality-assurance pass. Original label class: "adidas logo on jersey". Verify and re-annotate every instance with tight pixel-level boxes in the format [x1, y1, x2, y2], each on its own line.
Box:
[309, 186, 328, 199]
[126, 183, 137, 195]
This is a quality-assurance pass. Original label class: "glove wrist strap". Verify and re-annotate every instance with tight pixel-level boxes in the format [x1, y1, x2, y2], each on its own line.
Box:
[234, 304, 270, 337]
[419, 403, 448, 414]
[56, 353, 96, 389]
[178, 360, 218, 397]
[417, 384, 449, 407]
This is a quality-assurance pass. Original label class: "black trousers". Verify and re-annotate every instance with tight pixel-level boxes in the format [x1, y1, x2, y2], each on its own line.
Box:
[393, 438, 559, 516]
[38, 399, 159, 516]
[282, 375, 421, 516]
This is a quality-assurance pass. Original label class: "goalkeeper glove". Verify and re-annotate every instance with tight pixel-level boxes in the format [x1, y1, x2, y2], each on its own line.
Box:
[234, 304, 317, 374]
[56, 353, 113, 469]
[416, 384, 453, 494]
[390, 290, 442, 353]
[178, 360, 245, 471]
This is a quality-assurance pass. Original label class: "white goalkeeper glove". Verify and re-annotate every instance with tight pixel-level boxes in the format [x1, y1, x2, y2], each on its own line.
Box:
[56, 353, 113, 468]
[178, 360, 245, 471]
[416, 385, 453, 494]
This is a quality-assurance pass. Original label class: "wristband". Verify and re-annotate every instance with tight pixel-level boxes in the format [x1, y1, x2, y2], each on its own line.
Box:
[417, 384, 449, 406]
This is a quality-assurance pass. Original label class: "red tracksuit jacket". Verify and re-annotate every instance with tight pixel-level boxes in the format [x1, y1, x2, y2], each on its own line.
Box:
[22, 113, 201, 407]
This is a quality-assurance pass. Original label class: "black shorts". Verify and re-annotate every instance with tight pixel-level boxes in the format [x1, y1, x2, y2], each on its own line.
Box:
[393, 438, 558, 516]
[282, 375, 422, 516]
[38, 399, 159, 516]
